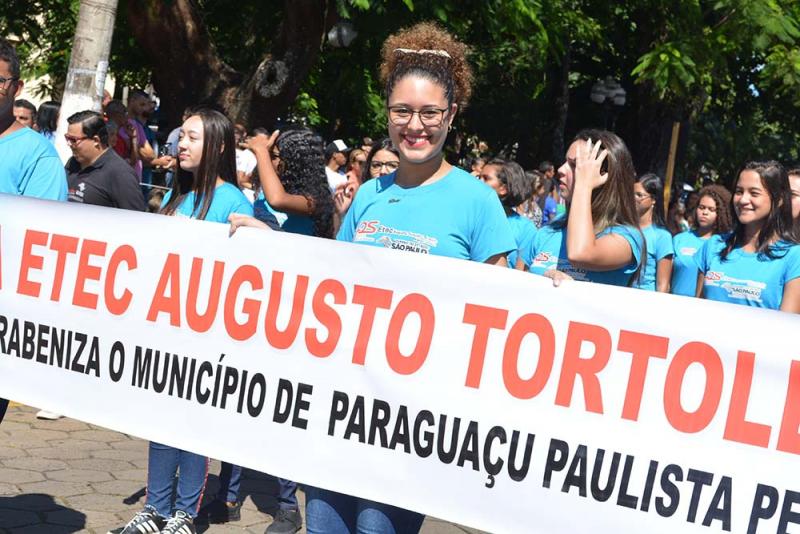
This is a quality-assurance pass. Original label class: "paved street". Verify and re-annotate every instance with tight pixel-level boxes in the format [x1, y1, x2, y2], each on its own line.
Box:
[0, 405, 479, 534]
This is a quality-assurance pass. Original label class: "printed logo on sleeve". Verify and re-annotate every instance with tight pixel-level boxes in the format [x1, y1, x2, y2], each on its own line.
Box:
[679, 246, 697, 256]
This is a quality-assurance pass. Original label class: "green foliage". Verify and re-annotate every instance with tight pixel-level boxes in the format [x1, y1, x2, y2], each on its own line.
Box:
[5, 0, 800, 175]
[1, 0, 79, 98]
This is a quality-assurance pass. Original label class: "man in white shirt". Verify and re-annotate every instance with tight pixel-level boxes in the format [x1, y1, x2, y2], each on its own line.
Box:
[324, 139, 348, 192]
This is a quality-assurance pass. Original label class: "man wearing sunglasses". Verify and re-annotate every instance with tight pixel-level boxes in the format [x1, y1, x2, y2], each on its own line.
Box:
[0, 39, 67, 426]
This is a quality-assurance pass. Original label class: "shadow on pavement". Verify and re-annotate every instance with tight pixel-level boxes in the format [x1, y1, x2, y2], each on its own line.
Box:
[0, 493, 86, 533]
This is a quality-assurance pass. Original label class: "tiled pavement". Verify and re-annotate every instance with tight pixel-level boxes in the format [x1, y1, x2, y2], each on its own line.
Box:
[0, 405, 481, 534]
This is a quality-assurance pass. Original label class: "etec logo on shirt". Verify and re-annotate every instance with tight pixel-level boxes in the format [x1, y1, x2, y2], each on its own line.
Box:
[356, 220, 379, 235]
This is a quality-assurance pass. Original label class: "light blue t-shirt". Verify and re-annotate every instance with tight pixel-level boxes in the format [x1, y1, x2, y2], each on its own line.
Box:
[671, 230, 707, 297]
[0, 127, 67, 200]
[507, 212, 537, 268]
[254, 191, 315, 236]
[632, 225, 674, 291]
[696, 234, 800, 310]
[162, 182, 253, 223]
[337, 167, 515, 262]
[527, 218, 644, 286]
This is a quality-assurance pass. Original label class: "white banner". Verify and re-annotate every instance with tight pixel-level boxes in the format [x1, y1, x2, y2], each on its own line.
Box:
[1, 193, 799, 534]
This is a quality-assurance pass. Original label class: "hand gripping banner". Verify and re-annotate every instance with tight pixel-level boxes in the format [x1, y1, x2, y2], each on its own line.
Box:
[0, 194, 799, 533]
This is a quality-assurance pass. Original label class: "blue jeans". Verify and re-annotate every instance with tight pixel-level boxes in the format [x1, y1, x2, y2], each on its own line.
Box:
[218, 462, 298, 509]
[0, 398, 8, 424]
[305, 487, 424, 534]
[146, 442, 209, 518]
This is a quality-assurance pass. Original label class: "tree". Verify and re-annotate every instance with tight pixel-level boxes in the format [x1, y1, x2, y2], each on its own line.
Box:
[119, 0, 336, 127]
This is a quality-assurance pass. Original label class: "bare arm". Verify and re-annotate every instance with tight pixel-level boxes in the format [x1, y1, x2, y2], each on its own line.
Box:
[656, 257, 673, 293]
[565, 139, 635, 271]
[248, 132, 316, 216]
[780, 278, 800, 313]
[695, 271, 705, 298]
[514, 256, 526, 270]
[485, 253, 508, 268]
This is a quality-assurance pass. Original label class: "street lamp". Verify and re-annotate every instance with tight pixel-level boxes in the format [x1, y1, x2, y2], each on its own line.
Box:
[327, 22, 358, 48]
[590, 76, 626, 130]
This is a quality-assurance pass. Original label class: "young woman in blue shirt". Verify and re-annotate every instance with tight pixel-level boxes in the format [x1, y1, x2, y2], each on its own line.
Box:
[632, 173, 674, 292]
[308, 22, 515, 534]
[479, 158, 537, 269]
[528, 129, 644, 287]
[113, 109, 252, 534]
[696, 160, 800, 311]
[670, 184, 733, 297]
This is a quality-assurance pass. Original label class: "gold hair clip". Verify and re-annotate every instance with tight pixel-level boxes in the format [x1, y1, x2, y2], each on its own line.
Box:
[393, 48, 452, 59]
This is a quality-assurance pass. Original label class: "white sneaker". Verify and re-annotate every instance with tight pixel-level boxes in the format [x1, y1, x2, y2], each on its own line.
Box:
[36, 410, 63, 420]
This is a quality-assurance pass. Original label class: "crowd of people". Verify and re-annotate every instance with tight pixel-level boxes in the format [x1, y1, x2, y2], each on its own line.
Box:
[2, 18, 800, 534]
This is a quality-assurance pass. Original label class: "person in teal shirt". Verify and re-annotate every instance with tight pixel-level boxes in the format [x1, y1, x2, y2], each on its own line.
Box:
[478, 158, 537, 268]
[696, 161, 800, 312]
[632, 173, 673, 292]
[671, 185, 733, 297]
[115, 109, 252, 534]
[528, 128, 645, 287]
[246, 127, 334, 238]
[0, 40, 66, 201]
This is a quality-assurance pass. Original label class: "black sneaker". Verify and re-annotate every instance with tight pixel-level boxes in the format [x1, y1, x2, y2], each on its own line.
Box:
[195, 498, 241, 524]
[107, 505, 166, 534]
[266, 508, 303, 534]
[161, 510, 196, 534]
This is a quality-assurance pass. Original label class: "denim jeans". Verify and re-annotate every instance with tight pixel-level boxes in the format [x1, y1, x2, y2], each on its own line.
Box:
[218, 462, 298, 509]
[305, 487, 424, 534]
[0, 398, 8, 425]
[146, 442, 209, 518]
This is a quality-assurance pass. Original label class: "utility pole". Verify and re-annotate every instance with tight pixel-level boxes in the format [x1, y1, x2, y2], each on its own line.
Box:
[54, 0, 118, 163]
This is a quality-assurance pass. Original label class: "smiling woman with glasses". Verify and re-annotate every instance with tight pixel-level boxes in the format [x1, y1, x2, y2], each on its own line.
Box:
[309, 22, 516, 534]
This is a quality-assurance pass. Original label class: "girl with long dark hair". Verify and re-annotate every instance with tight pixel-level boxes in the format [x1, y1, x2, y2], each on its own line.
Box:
[631, 173, 674, 292]
[234, 127, 333, 238]
[480, 158, 537, 269]
[696, 161, 800, 311]
[528, 129, 644, 286]
[113, 109, 252, 534]
[671, 184, 733, 297]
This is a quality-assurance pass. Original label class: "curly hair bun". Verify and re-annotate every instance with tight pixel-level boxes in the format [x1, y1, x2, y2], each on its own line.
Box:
[380, 22, 473, 109]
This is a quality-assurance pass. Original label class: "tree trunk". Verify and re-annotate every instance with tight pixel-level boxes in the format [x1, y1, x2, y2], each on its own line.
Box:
[550, 42, 571, 165]
[125, 0, 332, 129]
[55, 0, 119, 162]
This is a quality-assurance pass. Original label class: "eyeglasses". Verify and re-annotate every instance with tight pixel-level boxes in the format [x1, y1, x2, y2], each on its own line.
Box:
[354, 159, 367, 166]
[387, 106, 449, 126]
[64, 134, 89, 146]
[634, 192, 652, 200]
[0, 75, 18, 91]
[370, 160, 400, 172]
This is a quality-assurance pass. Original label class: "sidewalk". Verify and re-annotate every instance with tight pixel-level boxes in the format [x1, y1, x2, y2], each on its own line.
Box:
[0, 405, 480, 534]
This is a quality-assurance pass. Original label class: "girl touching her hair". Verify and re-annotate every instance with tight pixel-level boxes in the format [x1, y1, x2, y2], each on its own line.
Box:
[528, 129, 644, 287]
